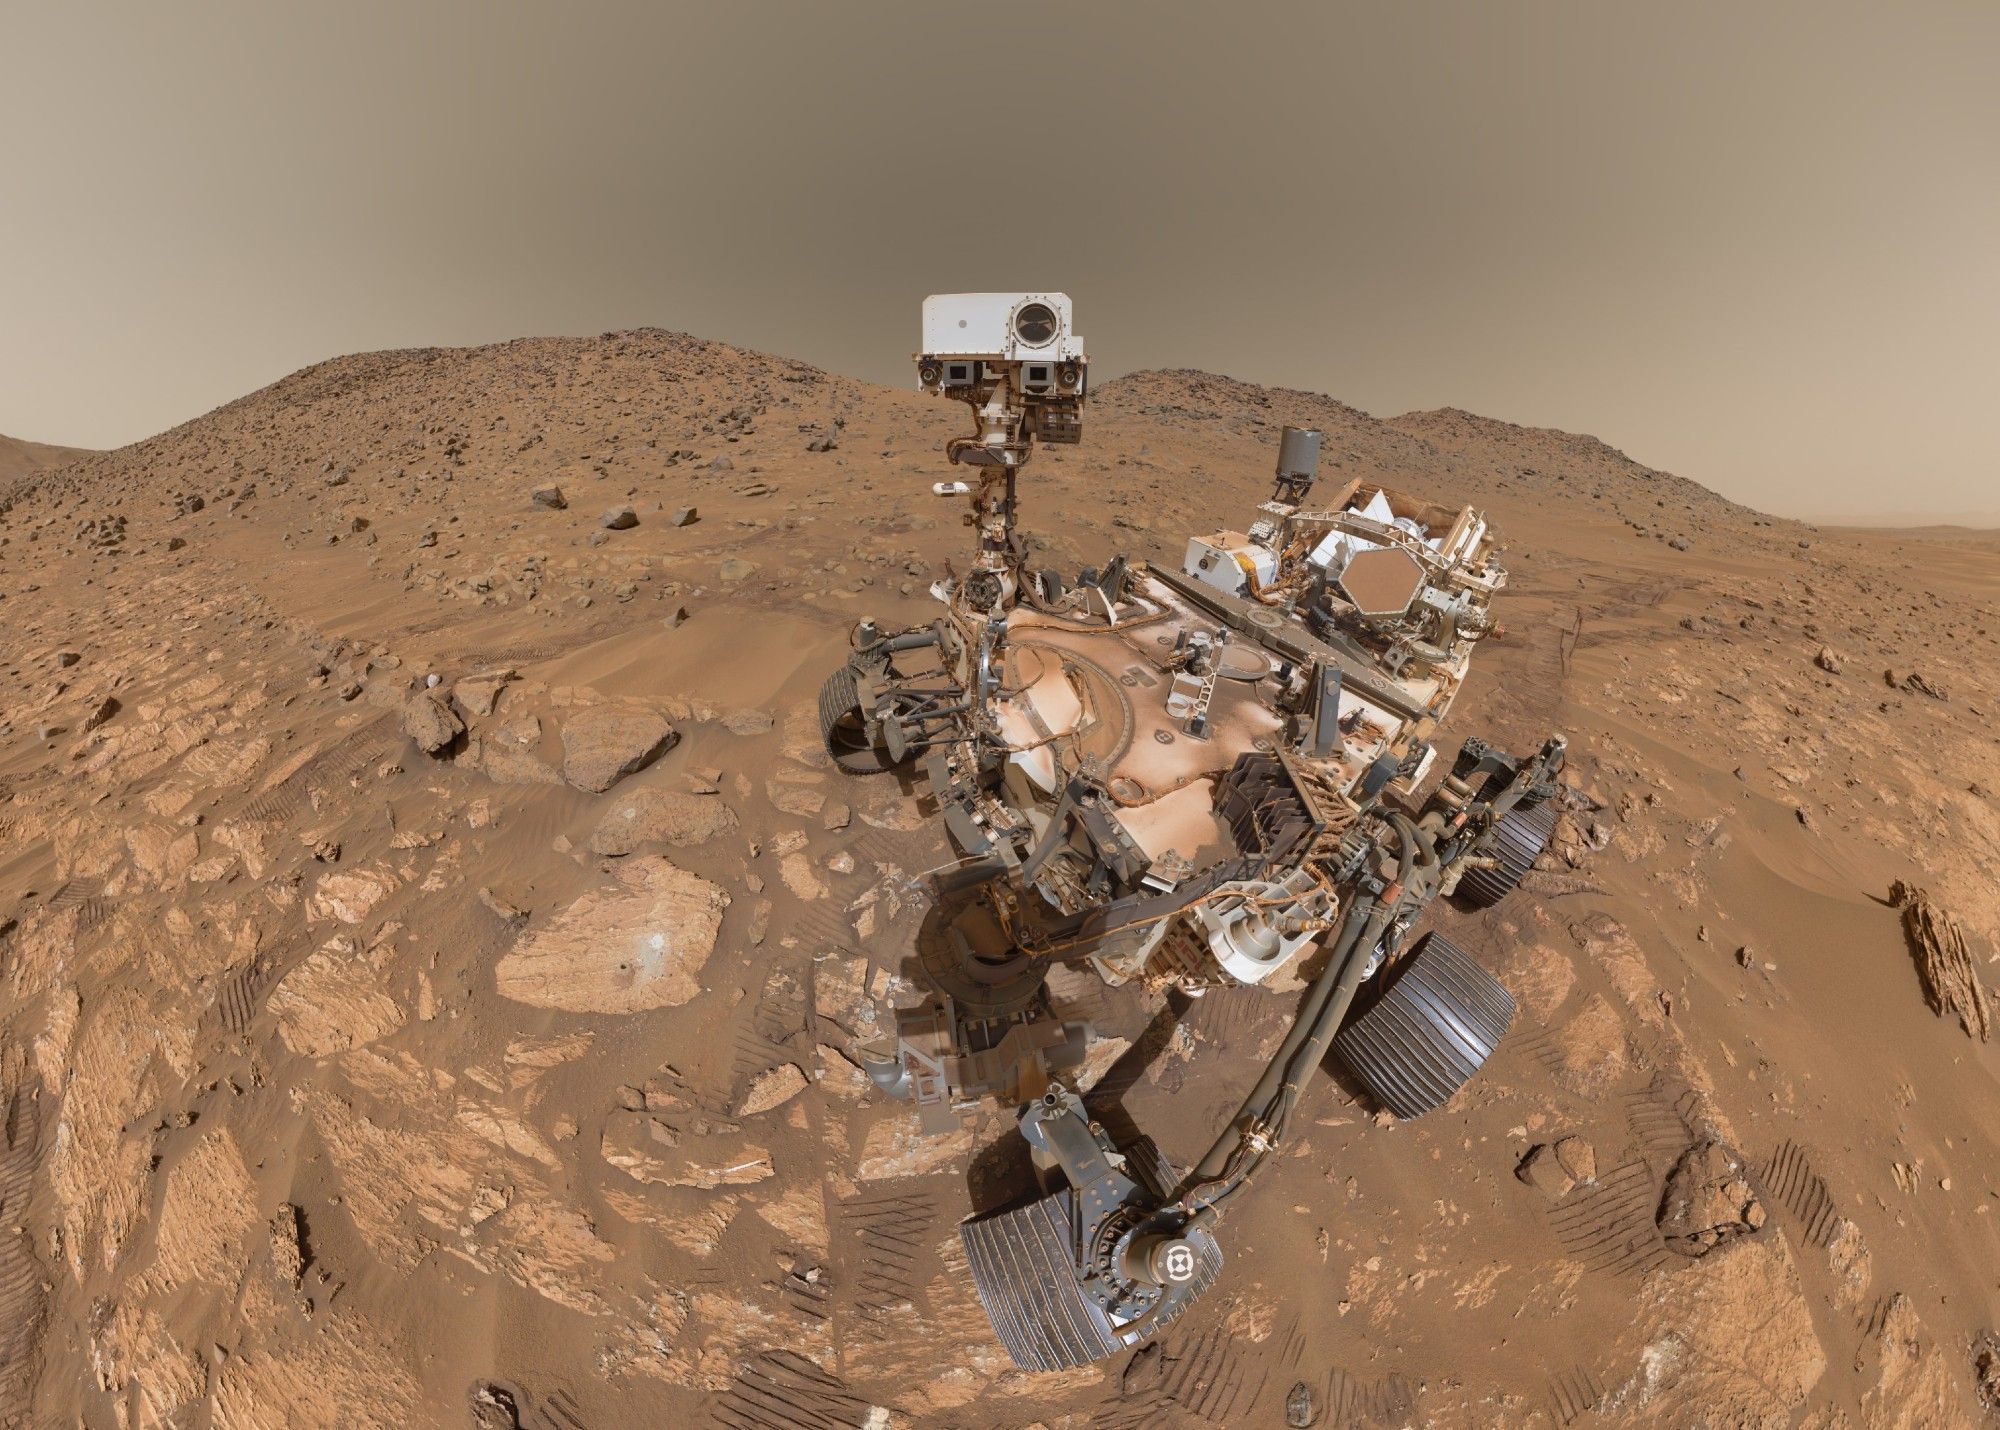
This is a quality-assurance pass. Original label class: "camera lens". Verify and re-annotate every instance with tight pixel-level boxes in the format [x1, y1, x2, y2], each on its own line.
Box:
[1013, 302, 1057, 346]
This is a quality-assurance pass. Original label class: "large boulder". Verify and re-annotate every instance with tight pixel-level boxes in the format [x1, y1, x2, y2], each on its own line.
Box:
[559, 706, 677, 793]
[401, 691, 463, 755]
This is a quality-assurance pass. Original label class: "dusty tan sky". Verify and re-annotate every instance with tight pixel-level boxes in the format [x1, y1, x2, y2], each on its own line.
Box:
[3, 2, 1996, 522]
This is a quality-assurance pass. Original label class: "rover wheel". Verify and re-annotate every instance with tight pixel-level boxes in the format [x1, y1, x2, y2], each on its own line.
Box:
[961, 1138, 1221, 1372]
[1453, 800, 1558, 909]
[1334, 933, 1514, 1120]
[818, 666, 897, 774]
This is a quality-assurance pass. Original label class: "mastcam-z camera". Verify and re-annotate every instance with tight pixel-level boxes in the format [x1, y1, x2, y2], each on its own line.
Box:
[916, 292, 1087, 453]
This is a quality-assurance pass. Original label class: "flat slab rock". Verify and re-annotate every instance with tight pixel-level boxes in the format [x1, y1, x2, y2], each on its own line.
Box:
[494, 857, 727, 1013]
[559, 705, 677, 793]
[587, 788, 738, 856]
[601, 1109, 773, 1189]
[736, 1063, 808, 1117]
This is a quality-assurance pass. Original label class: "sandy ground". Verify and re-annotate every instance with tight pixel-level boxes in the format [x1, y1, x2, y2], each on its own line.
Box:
[1, 332, 1996, 1428]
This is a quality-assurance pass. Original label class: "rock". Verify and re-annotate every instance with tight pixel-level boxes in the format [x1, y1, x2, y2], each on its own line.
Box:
[494, 857, 727, 1013]
[400, 691, 463, 754]
[478, 886, 527, 922]
[1667, 535, 1692, 551]
[856, 1117, 975, 1181]
[815, 1044, 872, 1100]
[600, 1109, 771, 1189]
[1976, 1335, 2000, 1416]
[305, 867, 398, 925]
[718, 558, 756, 583]
[720, 708, 775, 736]
[1629, 1233, 1826, 1420]
[1890, 880, 1991, 1040]
[166, 536, 187, 550]
[587, 788, 739, 855]
[1515, 1143, 1576, 1200]
[470, 1382, 522, 1430]
[269, 934, 405, 1053]
[56, 650, 81, 668]
[1553, 1135, 1597, 1185]
[1813, 646, 1843, 674]
[79, 694, 120, 733]
[452, 669, 515, 718]
[600, 506, 639, 530]
[1657, 1139, 1765, 1256]
[1549, 995, 1629, 1091]
[737, 1064, 808, 1116]
[669, 506, 697, 526]
[767, 781, 826, 817]
[1286, 1381, 1315, 1428]
[707, 455, 733, 472]
[559, 706, 677, 793]
[530, 484, 567, 509]
[270, 1204, 306, 1289]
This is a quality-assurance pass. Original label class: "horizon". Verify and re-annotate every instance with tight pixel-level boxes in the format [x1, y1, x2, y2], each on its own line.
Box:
[11, 324, 1997, 530]
[5, 3, 1997, 525]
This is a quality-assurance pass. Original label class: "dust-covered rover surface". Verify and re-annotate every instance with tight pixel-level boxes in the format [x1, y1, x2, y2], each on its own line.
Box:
[819, 294, 1567, 1371]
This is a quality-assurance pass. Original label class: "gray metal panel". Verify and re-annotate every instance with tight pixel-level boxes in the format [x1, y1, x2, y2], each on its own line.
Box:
[1277, 425, 1322, 481]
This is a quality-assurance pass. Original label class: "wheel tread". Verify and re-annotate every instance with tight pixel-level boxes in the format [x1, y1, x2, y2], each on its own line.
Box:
[1455, 801, 1559, 909]
[1334, 933, 1516, 1119]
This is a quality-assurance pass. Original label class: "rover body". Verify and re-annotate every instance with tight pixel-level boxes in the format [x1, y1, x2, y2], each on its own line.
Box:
[820, 294, 1565, 1371]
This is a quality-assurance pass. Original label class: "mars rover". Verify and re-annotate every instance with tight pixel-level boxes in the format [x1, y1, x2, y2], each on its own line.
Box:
[819, 294, 1566, 1371]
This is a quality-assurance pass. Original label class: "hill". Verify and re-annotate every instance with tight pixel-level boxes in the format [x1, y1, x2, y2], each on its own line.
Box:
[0, 432, 90, 485]
[0, 332, 1994, 1426]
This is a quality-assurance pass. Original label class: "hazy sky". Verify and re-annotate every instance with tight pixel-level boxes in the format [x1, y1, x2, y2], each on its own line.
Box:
[5, 2, 1996, 522]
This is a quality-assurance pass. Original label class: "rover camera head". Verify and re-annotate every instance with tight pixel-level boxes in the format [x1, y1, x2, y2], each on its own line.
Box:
[917, 293, 1088, 447]
[917, 292, 1087, 395]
